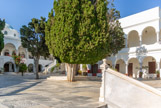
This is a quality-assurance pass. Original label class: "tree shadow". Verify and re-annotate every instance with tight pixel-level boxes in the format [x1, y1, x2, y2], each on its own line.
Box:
[0, 81, 42, 96]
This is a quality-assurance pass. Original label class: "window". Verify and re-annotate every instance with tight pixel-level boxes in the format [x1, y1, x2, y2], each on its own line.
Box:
[4, 31, 8, 35]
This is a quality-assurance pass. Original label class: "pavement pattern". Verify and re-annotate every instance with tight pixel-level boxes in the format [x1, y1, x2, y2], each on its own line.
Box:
[141, 79, 161, 91]
[0, 73, 102, 108]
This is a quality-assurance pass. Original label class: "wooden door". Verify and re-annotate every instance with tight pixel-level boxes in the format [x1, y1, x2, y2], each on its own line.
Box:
[148, 62, 156, 74]
[91, 64, 98, 73]
[128, 63, 133, 77]
[115, 64, 119, 72]
[4, 64, 9, 72]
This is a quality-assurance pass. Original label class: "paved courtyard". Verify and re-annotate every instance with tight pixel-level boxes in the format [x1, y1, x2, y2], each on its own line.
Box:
[141, 79, 161, 91]
[0, 73, 102, 108]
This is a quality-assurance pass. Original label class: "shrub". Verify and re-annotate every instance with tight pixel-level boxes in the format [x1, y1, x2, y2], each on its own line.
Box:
[19, 63, 28, 76]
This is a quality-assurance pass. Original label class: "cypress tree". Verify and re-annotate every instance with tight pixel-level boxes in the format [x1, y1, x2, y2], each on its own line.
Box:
[45, 0, 124, 81]
[0, 19, 5, 55]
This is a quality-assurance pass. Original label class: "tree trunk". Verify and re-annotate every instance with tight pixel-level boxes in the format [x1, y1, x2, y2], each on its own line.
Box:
[67, 64, 77, 82]
[34, 58, 39, 79]
[22, 72, 24, 76]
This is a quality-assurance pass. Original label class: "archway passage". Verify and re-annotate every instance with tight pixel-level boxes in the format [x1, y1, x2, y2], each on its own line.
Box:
[38, 64, 42, 72]
[128, 58, 139, 78]
[28, 64, 34, 72]
[128, 30, 140, 48]
[115, 59, 126, 74]
[143, 56, 156, 74]
[4, 62, 14, 72]
[142, 27, 157, 45]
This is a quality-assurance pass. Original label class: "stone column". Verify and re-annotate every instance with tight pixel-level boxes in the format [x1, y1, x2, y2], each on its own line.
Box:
[99, 59, 108, 102]
[125, 37, 128, 48]
[9, 63, 13, 72]
[125, 63, 128, 75]
[139, 35, 142, 46]
[156, 62, 161, 78]
[156, 31, 160, 43]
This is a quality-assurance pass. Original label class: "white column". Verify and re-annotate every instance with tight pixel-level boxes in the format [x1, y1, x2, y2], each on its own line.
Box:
[125, 63, 128, 75]
[9, 63, 13, 72]
[99, 59, 108, 102]
[139, 35, 142, 46]
[156, 62, 161, 79]
[125, 38, 128, 48]
[156, 31, 160, 43]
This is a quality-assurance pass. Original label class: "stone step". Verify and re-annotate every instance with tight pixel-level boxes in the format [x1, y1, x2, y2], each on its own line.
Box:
[97, 103, 108, 108]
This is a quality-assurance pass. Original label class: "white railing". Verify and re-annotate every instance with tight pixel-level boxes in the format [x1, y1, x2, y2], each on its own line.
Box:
[43, 60, 57, 74]
[100, 59, 161, 108]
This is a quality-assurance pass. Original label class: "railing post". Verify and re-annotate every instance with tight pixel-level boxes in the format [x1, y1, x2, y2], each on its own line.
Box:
[99, 59, 108, 102]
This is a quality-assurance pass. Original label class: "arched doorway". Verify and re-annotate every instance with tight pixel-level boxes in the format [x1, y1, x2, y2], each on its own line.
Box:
[4, 62, 14, 72]
[128, 58, 139, 78]
[3, 43, 16, 56]
[28, 64, 34, 72]
[142, 27, 157, 45]
[18, 46, 26, 59]
[38, 64, 42, 72]
[143, 56, 156, 74]
[115, 59, 126, 74]
[128, 30, 140, 47]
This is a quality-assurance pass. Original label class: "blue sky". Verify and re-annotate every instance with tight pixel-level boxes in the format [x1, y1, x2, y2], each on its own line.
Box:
[0, 0, 161, 31]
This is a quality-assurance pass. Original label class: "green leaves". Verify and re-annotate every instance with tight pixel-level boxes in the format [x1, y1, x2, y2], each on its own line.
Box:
[45, 0, 124, 64]
[0, 19, 5, 54]
[20, 17, 50, 59]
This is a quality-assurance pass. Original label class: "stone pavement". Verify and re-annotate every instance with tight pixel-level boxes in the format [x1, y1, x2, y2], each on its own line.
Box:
[0, 73, 102, 108]
[141, 79, 161, 91]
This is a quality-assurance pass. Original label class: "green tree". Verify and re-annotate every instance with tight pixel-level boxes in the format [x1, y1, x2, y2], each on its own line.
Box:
[0, 19, 5, 55]
[20, 17, 49, 79]
[45, 0, 124, 81]
[19, 63, 28, 76]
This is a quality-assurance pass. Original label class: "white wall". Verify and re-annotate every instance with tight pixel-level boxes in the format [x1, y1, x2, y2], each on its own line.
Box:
[103, 68, 161, 108]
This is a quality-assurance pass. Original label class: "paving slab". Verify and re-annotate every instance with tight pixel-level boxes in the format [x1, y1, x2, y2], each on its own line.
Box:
[0, 74, 101, 108]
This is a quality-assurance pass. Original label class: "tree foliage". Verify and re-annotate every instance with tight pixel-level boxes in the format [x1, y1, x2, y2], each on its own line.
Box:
[19, 63, 28, 76]
[0, 19, 5, 54]
[20, 17, 50, 79]
[45, 0, 124, 81]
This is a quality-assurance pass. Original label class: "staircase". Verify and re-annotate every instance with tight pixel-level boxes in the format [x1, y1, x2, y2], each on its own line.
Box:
[43, 60, 57, 74]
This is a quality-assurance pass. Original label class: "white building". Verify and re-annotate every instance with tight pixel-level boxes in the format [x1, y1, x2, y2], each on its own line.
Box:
[0, 23, 54, 73]
[107, 7, 161, 78]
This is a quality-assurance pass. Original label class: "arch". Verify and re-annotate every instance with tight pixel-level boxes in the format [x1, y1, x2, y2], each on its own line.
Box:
[128, 58, 139, 78]
[128, 30, 140, 47]
[142, 26, 157, 45]
[143, 56, 156, 74]
[18, 46, 26, 58]
[115, 59, 126, 74]
[4, 62, 15, 72]
[3, 43, 16, 56]
[28, 64, 34, 72]
[4, 49, 10, 56]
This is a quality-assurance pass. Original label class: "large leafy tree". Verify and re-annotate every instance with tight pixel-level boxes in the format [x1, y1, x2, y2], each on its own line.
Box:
[0, 19, 5, 55]
[45, 0, 124, 81]
[20, 17, 49, 79]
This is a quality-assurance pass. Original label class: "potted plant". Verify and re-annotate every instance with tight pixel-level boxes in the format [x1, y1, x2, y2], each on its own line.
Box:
[82, 64, 87, 76]
[156, 70, 160, 78]
[139, 71, 143, 78]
